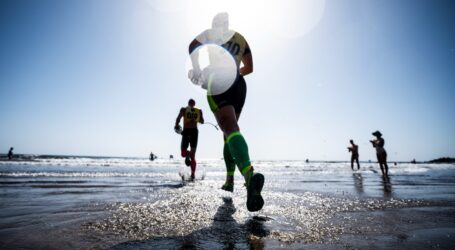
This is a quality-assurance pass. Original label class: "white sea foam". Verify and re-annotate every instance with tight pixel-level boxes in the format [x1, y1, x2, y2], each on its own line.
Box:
[1, 157, 453, 177]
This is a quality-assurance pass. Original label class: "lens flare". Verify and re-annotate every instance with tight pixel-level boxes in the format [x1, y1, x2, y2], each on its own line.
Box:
[186, 44, 237, 96]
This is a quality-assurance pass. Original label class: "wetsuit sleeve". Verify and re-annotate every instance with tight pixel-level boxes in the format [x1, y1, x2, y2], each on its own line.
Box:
[189, 39, 202, 54]
[243, 42, 251, 56]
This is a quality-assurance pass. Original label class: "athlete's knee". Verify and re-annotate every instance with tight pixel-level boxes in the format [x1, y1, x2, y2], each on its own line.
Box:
[222, 125, 239, 137]
[181, 150, 188, 157]
[216, 108, 239, 134]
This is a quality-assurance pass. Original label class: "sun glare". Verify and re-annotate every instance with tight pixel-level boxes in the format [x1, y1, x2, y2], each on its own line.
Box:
[147, 0, 326, 39]
[186, 0, 326, 39]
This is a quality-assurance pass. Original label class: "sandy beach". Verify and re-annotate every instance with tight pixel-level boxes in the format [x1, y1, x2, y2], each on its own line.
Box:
[0, 157, 454, 249]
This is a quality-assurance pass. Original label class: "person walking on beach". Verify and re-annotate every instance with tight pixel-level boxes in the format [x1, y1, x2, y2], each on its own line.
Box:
[175, 99, 204, 180]
[188, 13, 265, 212]
[7, 147, 14, 160]
[370, 131, 389, 178]
[348, 140, 360, 170]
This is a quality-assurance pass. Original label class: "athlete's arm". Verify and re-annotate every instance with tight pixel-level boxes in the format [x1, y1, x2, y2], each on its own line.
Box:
[239, 43, 253, 76]
[175, 108, 184, 127]
[189, 39, 202, 72]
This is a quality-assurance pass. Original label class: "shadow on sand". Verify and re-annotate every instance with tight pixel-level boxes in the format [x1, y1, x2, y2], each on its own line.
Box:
[109, 197, 270, 249]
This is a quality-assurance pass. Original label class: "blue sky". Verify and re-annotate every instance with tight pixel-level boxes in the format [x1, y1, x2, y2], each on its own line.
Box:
[0, 0, 454, 161]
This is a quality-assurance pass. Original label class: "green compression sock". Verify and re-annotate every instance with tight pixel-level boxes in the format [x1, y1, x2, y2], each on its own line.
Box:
[226, 131, 252, 176]
[224, 141, 236, 177]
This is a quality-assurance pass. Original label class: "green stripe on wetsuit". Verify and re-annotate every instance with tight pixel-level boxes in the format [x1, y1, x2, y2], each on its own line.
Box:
[224, 142, 235, 176]
[226, 131, 252, 175]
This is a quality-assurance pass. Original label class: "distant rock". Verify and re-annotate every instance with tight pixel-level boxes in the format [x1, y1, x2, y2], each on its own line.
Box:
[427, 157, 455, 164]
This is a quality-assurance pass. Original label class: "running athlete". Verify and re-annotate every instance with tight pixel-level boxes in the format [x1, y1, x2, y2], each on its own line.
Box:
[370, 131, 389, 178]
[175, 99, 204, 180]
[188, 13, 264, 212]
[348, 139, 360, 170]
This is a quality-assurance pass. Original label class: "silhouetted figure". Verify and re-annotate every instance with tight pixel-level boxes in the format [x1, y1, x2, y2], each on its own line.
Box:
[175, 99, 204, 180]
[169, 154, 174, 159]
[150, 152, 156, 161]
[411, 159, 416, 164]
[348, 139, 360, 170]
[188, 13, 264, 212]
[305, 159, 309, 163]
[370, 131, 389, 178]
[7, 147, 14, 160]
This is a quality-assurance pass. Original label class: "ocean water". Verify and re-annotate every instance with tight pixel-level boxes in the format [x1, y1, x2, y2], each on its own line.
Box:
[1, 157, 454, 249]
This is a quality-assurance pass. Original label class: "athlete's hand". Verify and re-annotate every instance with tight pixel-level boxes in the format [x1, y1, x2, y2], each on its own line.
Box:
[174, 125, 182, 134]
[188, 69, 202, 86]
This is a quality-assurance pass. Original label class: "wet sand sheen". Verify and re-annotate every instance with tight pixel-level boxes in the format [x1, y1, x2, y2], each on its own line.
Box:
[0, 159, 454, 249]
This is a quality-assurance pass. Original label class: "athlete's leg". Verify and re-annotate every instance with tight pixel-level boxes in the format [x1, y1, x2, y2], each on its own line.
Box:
[189, 147, 196, 178]
[216, 106, 263, 211]
[181, 130, 190, 157]
[221, 139, 235, 191]
[221, 112, 241, 191]
[215, 106, 252, 183]
[356, 157, 360, 169]
[189, 130, 199, 179]
[223, 136, 236, 179]
[351, 157, 354, 170]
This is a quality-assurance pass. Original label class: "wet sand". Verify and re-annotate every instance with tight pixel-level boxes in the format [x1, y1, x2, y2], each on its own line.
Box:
[0, 159, 454, 249]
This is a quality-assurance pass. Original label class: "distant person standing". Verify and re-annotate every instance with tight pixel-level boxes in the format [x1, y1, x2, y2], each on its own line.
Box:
[7, 147, 14, 160]
[370, 131, 389, 178]
[150, 152, 156, 161]
[348, 140, 360, 170]
[174, 99, 204, 180]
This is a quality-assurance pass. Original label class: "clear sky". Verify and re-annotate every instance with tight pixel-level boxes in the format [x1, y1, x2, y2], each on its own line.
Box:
[1, 0, 454, 161]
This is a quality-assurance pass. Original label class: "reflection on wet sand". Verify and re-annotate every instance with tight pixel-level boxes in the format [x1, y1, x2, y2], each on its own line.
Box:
[109, 197, 269, 249]
[382, 176, 393, 199]
[352, 173, 364, 195]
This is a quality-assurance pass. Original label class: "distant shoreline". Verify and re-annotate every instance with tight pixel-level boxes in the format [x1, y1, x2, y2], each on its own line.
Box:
[0, 154, 454, 164]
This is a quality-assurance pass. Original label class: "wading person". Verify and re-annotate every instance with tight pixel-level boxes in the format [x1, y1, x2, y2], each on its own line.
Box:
[175, 99, 204, 181]
[370, 131, 389, 178]
[7, 147, 14, 160]
[348, 140, 360, 170]
[188, 13, 264, 212]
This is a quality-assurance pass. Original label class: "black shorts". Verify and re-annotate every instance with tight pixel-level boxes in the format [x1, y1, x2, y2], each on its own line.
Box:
[351, 154, 359, 160]
[377, 152, 387, 163]
[181, 128, 198, 149]
[207, 75, 246, 114]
